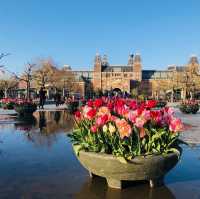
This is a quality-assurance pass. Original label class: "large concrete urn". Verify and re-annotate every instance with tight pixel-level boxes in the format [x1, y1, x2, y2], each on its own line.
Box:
[73, 146, 180, 189]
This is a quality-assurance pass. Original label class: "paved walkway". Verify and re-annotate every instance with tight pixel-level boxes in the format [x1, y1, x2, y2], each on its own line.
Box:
[174, 108, 200, 144]
[0, 104, 67, 115]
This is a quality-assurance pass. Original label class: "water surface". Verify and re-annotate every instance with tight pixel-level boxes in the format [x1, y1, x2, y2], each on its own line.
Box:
[0, 110, 200, 199]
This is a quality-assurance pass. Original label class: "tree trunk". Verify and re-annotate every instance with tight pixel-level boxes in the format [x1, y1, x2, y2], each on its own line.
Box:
[62, 87, 65, 97]
[171, 90, 174, 103]
[27, 81, 30, 100]
[4, 88, 8, 98]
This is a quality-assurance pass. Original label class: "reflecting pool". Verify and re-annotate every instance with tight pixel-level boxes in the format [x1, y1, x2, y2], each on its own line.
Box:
[0, 111, 200, 199]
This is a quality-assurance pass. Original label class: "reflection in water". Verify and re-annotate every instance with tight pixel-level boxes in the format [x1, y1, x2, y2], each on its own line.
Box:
[39, 111, 46, 131]
[54, 111, 61, 124]
[15, 115, 37, 131]
[75, 177, 175, 199]
[14, 111, 74, 147]
[0, 111, 200, 198]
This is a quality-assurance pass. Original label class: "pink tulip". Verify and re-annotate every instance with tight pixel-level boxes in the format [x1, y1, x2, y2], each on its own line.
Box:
[90, 125, 98, 133]
[96, 114, 109, 126]
[169, 117, 183, 133]
[135, 117, 146, 128]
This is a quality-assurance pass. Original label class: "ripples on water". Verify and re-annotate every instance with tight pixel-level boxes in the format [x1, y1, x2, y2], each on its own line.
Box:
[0, 110, 200, 199]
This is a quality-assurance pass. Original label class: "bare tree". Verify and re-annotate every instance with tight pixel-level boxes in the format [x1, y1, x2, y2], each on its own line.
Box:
[0, 78, 18, 98]
[33, 58, 57, 89]
[32, 58, 79, 96]
[1, 62, 35, 100]
[16, 63, 35, 100]
[0, 53, 10, 61]
[0, 53, 10, 70]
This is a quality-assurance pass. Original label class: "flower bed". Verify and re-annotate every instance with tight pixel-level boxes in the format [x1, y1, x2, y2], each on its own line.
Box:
[179, 100, 199, 114]
[0, 98, 17, 110]
[66, 100, 79, 114]
[14, 99, 37, 116]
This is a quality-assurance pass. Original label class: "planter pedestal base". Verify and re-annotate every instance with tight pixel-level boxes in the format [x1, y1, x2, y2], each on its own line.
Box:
[89, 172, 98, 178]
[106, 178, 122, 189]
[90, 172, 164, 189]
[149, 177, 164, 188]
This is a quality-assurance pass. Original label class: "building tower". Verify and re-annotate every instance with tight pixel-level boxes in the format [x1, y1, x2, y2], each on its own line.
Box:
[128, 54, 134, 66]
[188, 55, 199, 74]
[93, 53, 102, 91]
[102, 54, 109, 69]
[133, 53, 142, 81]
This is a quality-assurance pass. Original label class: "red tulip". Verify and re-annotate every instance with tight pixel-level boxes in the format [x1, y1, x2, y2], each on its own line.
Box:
[145, 100, 157, 109]
[74, 111, 81, 121]
[85, 109, 96, 120]
[96, 114, 109, 126]
[93, 98, 103, 108]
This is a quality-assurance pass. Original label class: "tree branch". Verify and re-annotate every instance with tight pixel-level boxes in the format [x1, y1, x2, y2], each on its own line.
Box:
[0, 53, 10, 60]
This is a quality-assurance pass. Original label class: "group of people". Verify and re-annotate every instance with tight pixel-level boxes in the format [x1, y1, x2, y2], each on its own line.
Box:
[38, 87, 64, 109]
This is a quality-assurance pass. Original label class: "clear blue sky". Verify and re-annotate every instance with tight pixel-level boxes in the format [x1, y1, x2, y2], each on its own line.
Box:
[1, 0, 200, 73]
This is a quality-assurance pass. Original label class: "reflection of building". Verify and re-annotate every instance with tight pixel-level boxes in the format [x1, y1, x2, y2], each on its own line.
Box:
[69, 53, 200, 99]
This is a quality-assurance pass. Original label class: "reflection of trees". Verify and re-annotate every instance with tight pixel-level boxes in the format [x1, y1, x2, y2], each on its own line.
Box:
[34, 111, 74, 134]
[75, 178, 175, 199]
[15, 115, 37, 131]
[14, 111, 74, 148]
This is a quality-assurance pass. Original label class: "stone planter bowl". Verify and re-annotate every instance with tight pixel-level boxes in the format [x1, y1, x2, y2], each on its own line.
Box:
[73, 146, 180, 189]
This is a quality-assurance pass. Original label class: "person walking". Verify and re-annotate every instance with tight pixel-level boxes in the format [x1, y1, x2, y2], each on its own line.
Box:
[39, 87, 46, 109]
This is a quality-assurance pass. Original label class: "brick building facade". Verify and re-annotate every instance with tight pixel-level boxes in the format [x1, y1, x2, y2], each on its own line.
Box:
[72, 53, 200, 99]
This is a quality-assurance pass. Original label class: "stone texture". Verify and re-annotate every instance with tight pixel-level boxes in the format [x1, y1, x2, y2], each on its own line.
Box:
[73, 146, 180, 189]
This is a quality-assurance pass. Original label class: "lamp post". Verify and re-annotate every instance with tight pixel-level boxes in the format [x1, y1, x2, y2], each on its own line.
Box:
[63, 79, 66, 97]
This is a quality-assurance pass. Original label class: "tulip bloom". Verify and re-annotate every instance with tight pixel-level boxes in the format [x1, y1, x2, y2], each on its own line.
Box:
[115, 119, 132, 139]
[108, 123, 116, 134]
[169, 118, 184, 133]
[93, 98, 103, 108]
[145, 100, 157, 109]
[96, 114, 109, 126]
[91, 125, 98, 133]
[87, 99, 93, 107]
[135, 117, 146, 128]
[74, 111, 81, 121]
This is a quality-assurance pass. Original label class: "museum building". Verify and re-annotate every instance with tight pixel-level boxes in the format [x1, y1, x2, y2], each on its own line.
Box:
[71, 53, 200, 99]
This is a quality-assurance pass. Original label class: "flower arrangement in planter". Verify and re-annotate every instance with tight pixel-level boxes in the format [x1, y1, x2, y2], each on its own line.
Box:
[69, 97, 184, 189]
[0, 98, 16, 110]
[179, 100, 199, 114]
[14, 99, 37, 116]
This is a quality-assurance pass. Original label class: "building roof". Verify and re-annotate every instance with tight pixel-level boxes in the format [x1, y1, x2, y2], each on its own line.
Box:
[167, 65, 187, 71]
